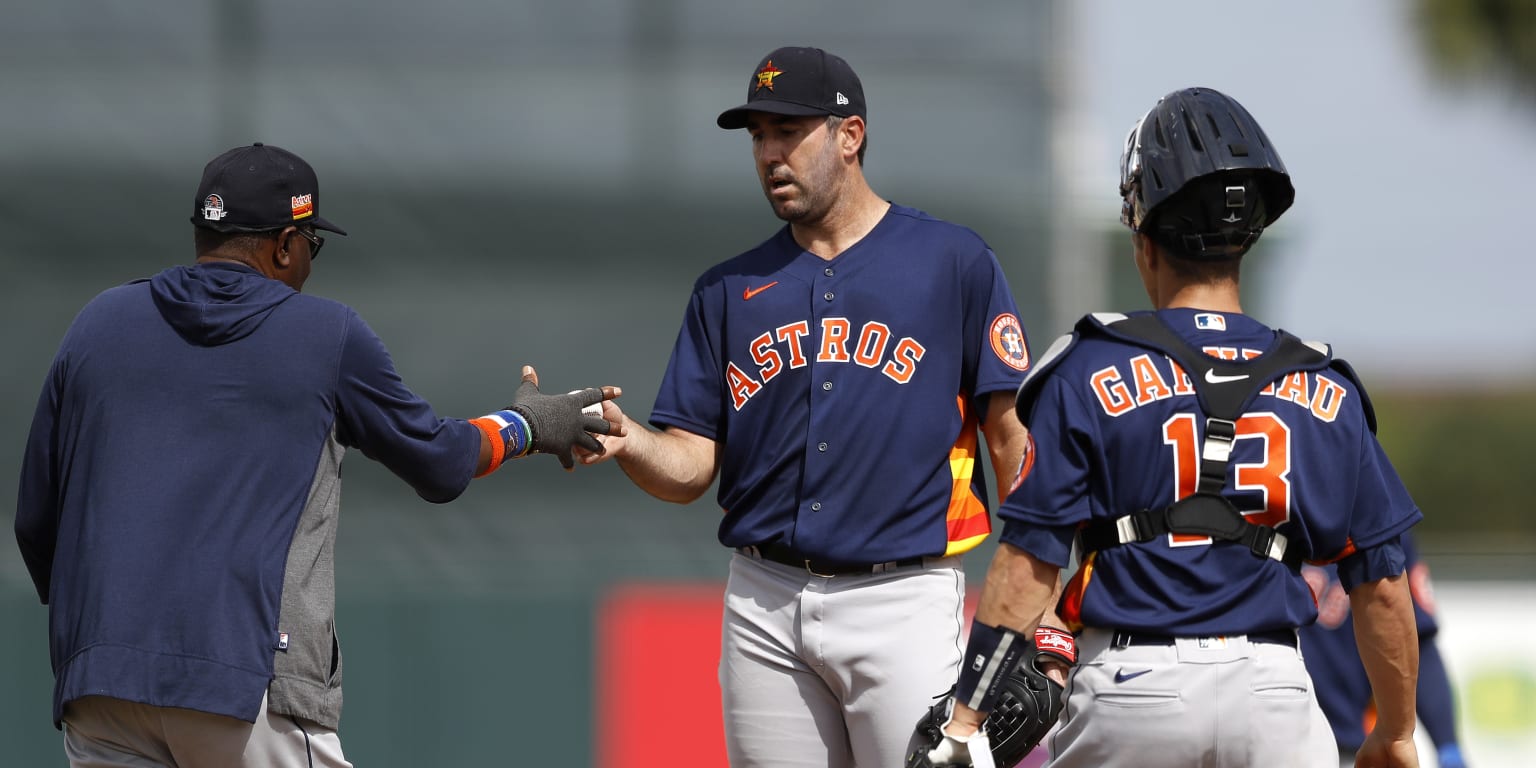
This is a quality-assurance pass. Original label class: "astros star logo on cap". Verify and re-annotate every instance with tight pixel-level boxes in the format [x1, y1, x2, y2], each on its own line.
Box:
[754, 61, 783, 92]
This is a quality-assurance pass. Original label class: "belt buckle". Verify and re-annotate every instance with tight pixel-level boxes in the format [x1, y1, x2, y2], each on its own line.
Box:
[804, 559, 838, 578]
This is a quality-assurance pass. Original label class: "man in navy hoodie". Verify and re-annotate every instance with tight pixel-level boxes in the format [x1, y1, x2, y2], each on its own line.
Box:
[15, 143, 623, 767]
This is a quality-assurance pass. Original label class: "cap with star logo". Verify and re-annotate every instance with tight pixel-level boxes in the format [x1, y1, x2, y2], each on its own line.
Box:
[716, 46, 866, 130]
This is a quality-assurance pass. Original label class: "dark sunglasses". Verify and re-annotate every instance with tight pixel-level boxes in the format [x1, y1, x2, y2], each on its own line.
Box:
[293, 228, 325, 260]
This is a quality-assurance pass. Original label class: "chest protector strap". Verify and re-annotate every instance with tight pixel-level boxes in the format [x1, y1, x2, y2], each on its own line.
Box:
[1075, 313, 1332, 569]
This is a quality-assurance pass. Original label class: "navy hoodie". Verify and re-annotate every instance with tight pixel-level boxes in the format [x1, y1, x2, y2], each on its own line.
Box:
[16, 261, 480, 728]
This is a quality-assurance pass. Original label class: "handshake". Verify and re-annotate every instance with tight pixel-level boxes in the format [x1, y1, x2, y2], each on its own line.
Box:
[474, 365, 626, 472]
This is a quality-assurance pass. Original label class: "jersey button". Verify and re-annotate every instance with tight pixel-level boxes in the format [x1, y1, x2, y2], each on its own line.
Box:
[823, 291, 834, 301]
[817, 442, 827, 452]
[811, 502, 822, 511]
[824, 268, 834, 277]
[822, 381, 833, 391]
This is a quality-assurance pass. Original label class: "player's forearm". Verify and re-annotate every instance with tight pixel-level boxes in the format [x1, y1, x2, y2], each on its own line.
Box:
[946, 542, 1061, 736]
[1036, 573, 1068, 632]
[974, 542, 1060, 634]
[1416, 639, 1462, 750]
[613, 420, 719, 504]
[1352, 573, 1420, 739]
[981, 390, 1031, 505]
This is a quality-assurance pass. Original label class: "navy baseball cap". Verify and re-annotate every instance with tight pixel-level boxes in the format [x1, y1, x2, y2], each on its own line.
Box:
[716, 46, 866, 130]
[191, 143, 347, 235]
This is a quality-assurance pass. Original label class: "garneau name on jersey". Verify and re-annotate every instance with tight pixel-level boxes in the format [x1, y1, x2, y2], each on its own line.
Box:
[1088, 345, 1349, 423]
[726, 317, 928, 410]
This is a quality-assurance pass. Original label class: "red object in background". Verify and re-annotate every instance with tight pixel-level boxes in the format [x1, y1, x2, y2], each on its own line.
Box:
[597, 584, 728, 768]
[596, 582, 1049, 768]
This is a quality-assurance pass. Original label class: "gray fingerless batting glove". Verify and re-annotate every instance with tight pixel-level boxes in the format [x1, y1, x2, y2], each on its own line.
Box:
[509, 381, 609, 469]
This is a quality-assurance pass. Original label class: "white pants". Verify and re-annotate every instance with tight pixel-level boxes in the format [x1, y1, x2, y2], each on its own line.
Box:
[1046, 628, 1336, 767]
[63, 692, 352, 768]
[721, 550, 966, 768]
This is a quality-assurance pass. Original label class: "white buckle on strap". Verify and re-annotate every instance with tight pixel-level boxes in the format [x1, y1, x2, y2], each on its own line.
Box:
[1266, 532, 1290, 563]
[1201, 429, 1235, 464]
[1114, 515, 1139, 545]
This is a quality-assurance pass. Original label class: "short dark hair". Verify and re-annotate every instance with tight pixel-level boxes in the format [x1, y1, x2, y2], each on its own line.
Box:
[193, 227, 277, 258]
[1162, 249, 1242, 284]
[827, 115, 868, 164]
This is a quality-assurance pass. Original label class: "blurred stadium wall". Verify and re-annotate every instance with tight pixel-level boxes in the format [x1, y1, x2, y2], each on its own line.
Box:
[3, 2, 1531, 766]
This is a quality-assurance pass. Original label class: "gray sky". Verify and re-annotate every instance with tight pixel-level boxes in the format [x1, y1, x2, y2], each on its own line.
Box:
[1071, 0, 1536, 384]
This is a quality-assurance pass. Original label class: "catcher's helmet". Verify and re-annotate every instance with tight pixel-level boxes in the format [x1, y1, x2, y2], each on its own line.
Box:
[1119, 87, 1294, 259]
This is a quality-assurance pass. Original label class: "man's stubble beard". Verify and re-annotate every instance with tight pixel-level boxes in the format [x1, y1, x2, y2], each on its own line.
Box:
[768, 135, 842, 224]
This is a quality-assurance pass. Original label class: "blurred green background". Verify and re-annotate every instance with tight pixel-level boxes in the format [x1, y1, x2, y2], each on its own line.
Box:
[3, 1, 1533, 766]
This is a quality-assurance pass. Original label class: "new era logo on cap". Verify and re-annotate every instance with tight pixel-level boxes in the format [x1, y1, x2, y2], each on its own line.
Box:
[717, 46, 866, 129]
[190, 143, 346, 236]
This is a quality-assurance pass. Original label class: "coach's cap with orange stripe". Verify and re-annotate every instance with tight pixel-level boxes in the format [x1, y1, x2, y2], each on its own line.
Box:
[717, 46, 866, 130]
[191, 143, 346, 235]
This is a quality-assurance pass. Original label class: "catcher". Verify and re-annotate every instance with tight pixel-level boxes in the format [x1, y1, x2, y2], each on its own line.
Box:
[908, 86, 1422, 767]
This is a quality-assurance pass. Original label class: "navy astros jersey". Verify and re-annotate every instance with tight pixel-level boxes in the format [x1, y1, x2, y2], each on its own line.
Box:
[998, 308, 1422, 635]
[650, 204, 1031, 564]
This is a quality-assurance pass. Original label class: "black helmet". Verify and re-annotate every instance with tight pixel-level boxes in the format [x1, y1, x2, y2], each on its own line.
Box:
[1119, 87, 1295, 259]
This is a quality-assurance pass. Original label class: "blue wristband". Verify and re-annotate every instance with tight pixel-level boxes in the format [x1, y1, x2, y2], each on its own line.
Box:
[954, 622, 1031, 713]
[489, 409, 531, 458]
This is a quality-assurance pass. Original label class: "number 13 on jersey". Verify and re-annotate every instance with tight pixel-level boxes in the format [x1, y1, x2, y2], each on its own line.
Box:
[1162, 412, 1292, 544]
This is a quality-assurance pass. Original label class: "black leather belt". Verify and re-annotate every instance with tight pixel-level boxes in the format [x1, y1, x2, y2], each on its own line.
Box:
[1111, 629, 1297, 649]
[738, 543, 925, 576]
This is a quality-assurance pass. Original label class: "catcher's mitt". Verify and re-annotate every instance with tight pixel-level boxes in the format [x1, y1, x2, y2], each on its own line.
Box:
[986, 641, 1065, 767]
[906, 639, 1068, 768]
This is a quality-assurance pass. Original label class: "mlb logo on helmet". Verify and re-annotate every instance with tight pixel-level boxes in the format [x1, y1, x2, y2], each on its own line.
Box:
[1195, 313, 1227, 331]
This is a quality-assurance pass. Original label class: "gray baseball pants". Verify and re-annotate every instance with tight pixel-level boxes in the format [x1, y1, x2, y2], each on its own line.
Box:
[721, 550, 966, 767]
[1045, 627, 1336, 767]
[62, 692, 351, 768]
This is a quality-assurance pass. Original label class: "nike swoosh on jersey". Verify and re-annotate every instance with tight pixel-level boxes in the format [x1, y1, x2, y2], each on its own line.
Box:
[743, 281, 779, 301]
[1204, 369, 1250, 384]
[1114, 668, 1152, 683]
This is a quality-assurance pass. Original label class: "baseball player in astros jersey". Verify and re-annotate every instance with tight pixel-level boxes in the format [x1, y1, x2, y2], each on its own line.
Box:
[914, 87, 1424, 768]
[1303, 532, 1469, 768]
[581, 46, 1036, 767]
